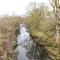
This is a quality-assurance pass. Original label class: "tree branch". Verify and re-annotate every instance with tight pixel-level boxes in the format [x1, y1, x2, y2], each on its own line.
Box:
[49, 0, 55, 8]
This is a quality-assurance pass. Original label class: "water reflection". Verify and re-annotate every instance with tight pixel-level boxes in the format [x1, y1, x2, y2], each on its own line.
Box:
[16, 24, 31, 60]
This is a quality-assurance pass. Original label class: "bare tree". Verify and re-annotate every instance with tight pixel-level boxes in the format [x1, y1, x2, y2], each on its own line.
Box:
[49, 0, 60, 49]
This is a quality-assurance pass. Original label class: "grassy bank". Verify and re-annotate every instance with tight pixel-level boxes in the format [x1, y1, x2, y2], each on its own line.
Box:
[0, 16, 21, 60]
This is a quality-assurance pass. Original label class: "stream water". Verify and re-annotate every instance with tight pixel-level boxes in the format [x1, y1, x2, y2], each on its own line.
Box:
[16, 24, 33, 60]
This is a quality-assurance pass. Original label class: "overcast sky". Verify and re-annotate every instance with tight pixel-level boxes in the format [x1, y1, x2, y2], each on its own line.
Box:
[0, 0, 50, 16]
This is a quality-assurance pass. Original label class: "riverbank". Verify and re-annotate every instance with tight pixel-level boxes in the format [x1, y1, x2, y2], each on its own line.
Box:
[0, 16, 21, 60]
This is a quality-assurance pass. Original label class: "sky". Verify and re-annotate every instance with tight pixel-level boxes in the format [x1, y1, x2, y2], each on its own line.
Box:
[0, 0, 51, 16]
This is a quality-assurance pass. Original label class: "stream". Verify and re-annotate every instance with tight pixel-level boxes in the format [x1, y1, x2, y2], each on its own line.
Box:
[16, 24, 33, 60]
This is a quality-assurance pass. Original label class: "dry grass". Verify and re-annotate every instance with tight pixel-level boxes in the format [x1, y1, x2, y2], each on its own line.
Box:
[0, 16, 21, 60]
